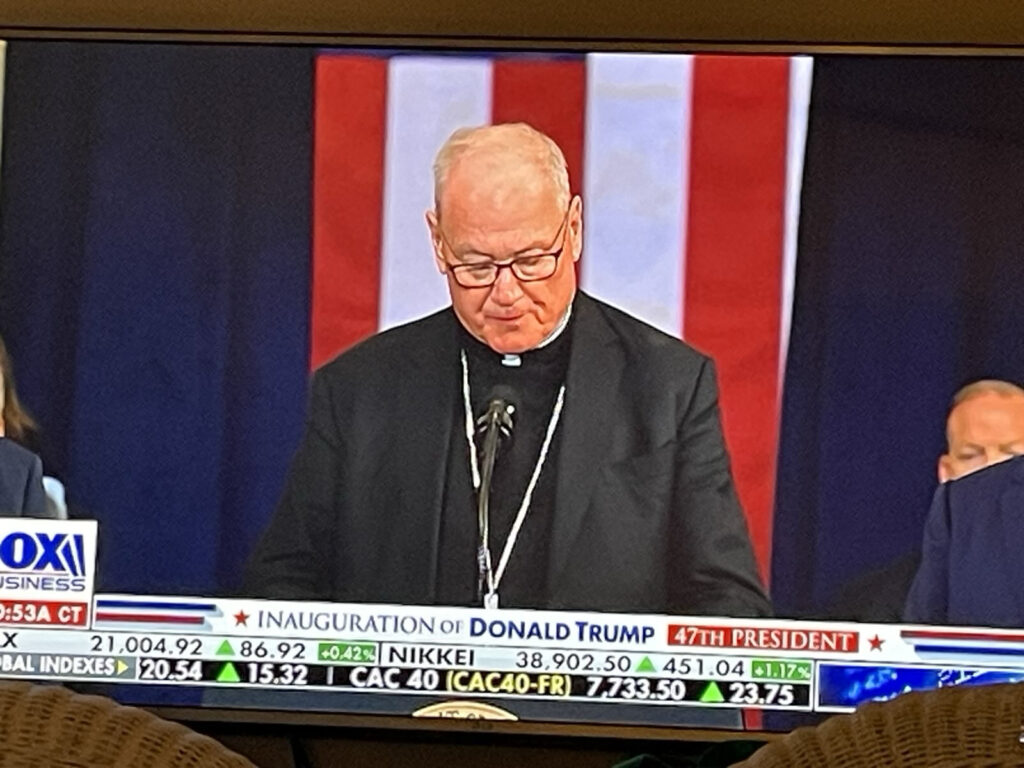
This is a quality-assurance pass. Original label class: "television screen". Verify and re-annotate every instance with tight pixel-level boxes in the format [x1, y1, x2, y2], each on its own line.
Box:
[1, 38, 1023, 737]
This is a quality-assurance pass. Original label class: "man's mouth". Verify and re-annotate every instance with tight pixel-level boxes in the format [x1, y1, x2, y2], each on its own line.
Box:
[487, 313, 524, 323]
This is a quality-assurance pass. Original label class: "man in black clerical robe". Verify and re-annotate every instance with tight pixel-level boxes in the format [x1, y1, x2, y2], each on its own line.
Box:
[245, 123, 770, 618]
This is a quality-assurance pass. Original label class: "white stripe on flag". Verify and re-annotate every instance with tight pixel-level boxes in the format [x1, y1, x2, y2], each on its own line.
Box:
[581, 53, 693, 338]
[378, 57, 492, 330]
[779, 56, 814, 383]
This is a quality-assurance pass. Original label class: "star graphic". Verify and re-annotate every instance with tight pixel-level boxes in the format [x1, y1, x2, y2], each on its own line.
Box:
[869, 634, 884, 651]
[233, 610, 250, 627]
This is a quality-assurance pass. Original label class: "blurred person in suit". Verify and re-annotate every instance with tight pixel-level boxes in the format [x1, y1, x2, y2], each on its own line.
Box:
[0, 333, 49, 517]
[830, 379, 1024, 622]
[903, 380, 1024, 626]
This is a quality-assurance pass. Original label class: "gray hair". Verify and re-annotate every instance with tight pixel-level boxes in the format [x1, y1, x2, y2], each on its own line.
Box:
[432, 123, 570, 211]
[946, 378, 1024, 446]
[951, 379, 1024, 408]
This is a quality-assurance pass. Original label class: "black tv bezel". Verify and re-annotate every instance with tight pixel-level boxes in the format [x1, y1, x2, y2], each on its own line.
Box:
[1, 0, 1024, 54]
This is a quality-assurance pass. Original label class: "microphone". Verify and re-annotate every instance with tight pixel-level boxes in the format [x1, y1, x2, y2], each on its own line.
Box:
[475, 386, 516, 606]
[476, 385, 516, 442]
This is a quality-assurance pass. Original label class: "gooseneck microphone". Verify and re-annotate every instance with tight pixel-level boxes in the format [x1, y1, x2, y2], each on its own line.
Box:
[475, 385, 516, 605]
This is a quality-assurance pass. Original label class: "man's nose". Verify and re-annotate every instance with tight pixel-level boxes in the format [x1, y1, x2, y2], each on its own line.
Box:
[489, 265, 523, 304]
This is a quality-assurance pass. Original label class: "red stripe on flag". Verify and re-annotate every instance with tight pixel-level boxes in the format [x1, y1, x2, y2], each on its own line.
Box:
[683, 55, 790, 582]
[491, 57, 586, 198]
[311, 55, 388, 370]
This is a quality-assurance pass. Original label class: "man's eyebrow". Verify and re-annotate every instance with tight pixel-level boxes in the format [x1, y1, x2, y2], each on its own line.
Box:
[456, 241, 557, 260]
[455, 249, 499, 261]
[512, 242, 557, 256]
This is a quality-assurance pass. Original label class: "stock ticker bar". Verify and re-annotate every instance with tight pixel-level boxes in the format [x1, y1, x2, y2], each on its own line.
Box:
[0, 628, 813, 710]
[4, 589, 1024, 714]
[5, 518, 1024, 719]
[0, 533, 1023, 719]
[0, 591, 1021, 716]
[3, 587, 1024, 715]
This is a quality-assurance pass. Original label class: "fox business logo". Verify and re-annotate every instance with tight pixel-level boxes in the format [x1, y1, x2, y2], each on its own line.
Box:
[0, 532, 88, 592]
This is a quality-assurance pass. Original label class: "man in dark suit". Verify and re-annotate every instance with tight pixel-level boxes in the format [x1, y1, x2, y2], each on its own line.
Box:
[245, 123, 770, 617]
[904, 454, 1024, 627]
[903, 380, 1024, 626]
[830, 380, 1024, 623]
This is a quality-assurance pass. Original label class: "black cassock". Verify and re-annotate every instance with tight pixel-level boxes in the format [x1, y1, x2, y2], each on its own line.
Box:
[435, 316, 569, 609]
[245, 292, 770, 618]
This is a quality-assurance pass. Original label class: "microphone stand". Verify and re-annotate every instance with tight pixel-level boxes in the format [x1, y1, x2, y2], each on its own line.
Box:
[476, 392, 514, 608]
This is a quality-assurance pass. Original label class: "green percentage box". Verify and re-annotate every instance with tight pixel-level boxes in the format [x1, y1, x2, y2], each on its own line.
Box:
[751, 658, 812, 681]
[317, 642, 377, 664]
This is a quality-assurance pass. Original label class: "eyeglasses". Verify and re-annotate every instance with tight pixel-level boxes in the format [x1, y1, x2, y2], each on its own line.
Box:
[437, 208, 570, 288]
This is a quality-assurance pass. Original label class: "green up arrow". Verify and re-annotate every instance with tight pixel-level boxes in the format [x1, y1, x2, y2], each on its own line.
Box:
[699, 681, 725, 703]
[634, 656, 657, 673]
[216, 662, 241, 683]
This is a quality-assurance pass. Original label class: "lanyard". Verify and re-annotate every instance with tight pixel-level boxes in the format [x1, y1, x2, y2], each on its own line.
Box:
[460, 349, 565, 609]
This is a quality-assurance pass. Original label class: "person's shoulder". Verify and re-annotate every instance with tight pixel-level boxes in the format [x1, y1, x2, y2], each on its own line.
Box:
[580, 293, 710, 371]
[946, 455, 1024, 509]
[315, 308, 454, 383]
[0, 438, 40, 469]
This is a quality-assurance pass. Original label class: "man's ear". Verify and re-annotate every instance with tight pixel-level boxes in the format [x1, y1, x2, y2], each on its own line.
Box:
[938, 455, 953, 483]
[425, 210, 446, 275]
[569, 195, 583, 263]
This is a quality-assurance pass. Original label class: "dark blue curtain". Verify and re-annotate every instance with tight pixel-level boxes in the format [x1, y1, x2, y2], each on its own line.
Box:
[0, 42, 313, 594]
[772, 57, 1024, 616]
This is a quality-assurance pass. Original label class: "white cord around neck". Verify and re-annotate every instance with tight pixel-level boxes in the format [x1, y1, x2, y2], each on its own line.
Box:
[459, 349, 566, 604]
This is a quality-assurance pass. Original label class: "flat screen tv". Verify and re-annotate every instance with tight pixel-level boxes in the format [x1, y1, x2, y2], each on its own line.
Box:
[0, 0, 1023, 743]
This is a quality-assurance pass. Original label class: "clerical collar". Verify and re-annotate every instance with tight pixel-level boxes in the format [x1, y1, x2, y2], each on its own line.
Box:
[533, 301, 574, 349]
[457, 299, 575, 369]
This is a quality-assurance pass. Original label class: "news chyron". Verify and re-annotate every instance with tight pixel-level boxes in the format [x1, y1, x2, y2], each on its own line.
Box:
[0, 520, 98, 628]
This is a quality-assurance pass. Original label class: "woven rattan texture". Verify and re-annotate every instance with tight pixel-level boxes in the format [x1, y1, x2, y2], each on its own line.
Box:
[0, 681, 255, 767]
[735, 683, 1024, 767]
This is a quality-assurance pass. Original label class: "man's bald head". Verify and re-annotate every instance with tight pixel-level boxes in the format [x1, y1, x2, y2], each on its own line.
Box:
[432, 123, 570, 216]
[938, 379, 1024, 482]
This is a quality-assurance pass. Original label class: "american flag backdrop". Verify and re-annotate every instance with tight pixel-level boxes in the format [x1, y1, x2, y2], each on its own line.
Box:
[310, 52, 814, 580]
